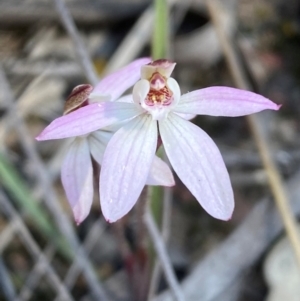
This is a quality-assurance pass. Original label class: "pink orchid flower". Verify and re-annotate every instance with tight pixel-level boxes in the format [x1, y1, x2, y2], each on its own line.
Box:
[99, 59, 280, 222]
[38, 59, 280, 223]
[36, 58, 175, 224]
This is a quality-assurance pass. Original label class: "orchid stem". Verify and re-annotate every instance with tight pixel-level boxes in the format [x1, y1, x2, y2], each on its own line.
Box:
[147, 156, 173, 300]
[144, 205, 185, 301]
[206, 0, 300, 268]
[152, 0, 169, 59]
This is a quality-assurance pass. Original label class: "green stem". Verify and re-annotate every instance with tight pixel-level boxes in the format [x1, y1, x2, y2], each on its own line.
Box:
[152, 0, 169, 60]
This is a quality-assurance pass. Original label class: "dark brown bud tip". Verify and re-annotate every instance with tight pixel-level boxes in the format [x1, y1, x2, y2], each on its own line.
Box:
[63, 84, 93, 115]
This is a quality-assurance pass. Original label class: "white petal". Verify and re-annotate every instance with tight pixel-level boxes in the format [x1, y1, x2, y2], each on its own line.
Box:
[167, 77, 181, 106]
[159, 113, 234, 220]
[100, 115, 157, 222]
[133, 79, 150, 104]
[61, 138, 93, 224]
[146, 156, 175, 186]
[88, 130, 113, 165]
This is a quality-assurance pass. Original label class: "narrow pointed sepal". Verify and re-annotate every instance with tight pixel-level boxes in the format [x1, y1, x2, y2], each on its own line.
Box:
[159, 113, 234, 220]
[61, 138, 93, 224]
[100, 115, 157, 222]
[36, 102, 142, 141]
[175, 86, 281, 117]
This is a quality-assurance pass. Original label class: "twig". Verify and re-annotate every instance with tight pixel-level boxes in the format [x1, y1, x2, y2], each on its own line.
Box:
[0, 257, 19, 301]
[0, 222, 18, 253]
[0, 72, 59, 146]
[5, 59, 82, 78]
[144, 205, 185, 301]
[105, 4, 154, 73]
[52, 0, 98, 85]
[0, 191, 74, 301]
[0, 67, 109, 301]
[18, 246, 55, 301]
[58, 219, 106, 292]
[205, 0, 300, 268]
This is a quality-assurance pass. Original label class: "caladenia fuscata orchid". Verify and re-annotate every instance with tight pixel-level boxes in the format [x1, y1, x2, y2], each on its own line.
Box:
[36, 58, 175, 224]
[37, 59, 280, 223]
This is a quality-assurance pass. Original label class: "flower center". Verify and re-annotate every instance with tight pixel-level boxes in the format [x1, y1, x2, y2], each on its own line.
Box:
[145, 72, 173, 106]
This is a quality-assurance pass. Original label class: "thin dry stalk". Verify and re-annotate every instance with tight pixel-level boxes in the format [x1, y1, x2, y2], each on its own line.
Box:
[105, 4, 154, 73]
[57, 219, 106, 292]
[0, 222, 18, 253]
[205, 0, 300, 268]
[144, 206, 185, 301]
[52, 0, 98, 85]
[18, 246, 56, 301]
[104, 0, 176, 73]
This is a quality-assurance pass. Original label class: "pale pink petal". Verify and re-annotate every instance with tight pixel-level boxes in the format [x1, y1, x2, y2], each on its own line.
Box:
[61, 138, 93, 224]
[175, 86, 281, 117]
[100, 115, 157, 222]
[159, 113, 234, 220]
[88, 130, 113, 165]
[146, 156, 175, 186]
[90, 58, 151, 101]
[36, 102, 142, 141]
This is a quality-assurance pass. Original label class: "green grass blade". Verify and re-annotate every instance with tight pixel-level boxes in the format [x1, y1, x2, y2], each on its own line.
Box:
[0, 152, 73, 260]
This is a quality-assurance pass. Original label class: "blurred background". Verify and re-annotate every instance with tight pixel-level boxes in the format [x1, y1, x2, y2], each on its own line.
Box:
[1, 0, 300, 300]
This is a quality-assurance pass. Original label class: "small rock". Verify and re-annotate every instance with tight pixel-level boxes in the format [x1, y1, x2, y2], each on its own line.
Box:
[263, 225, 300, 301]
